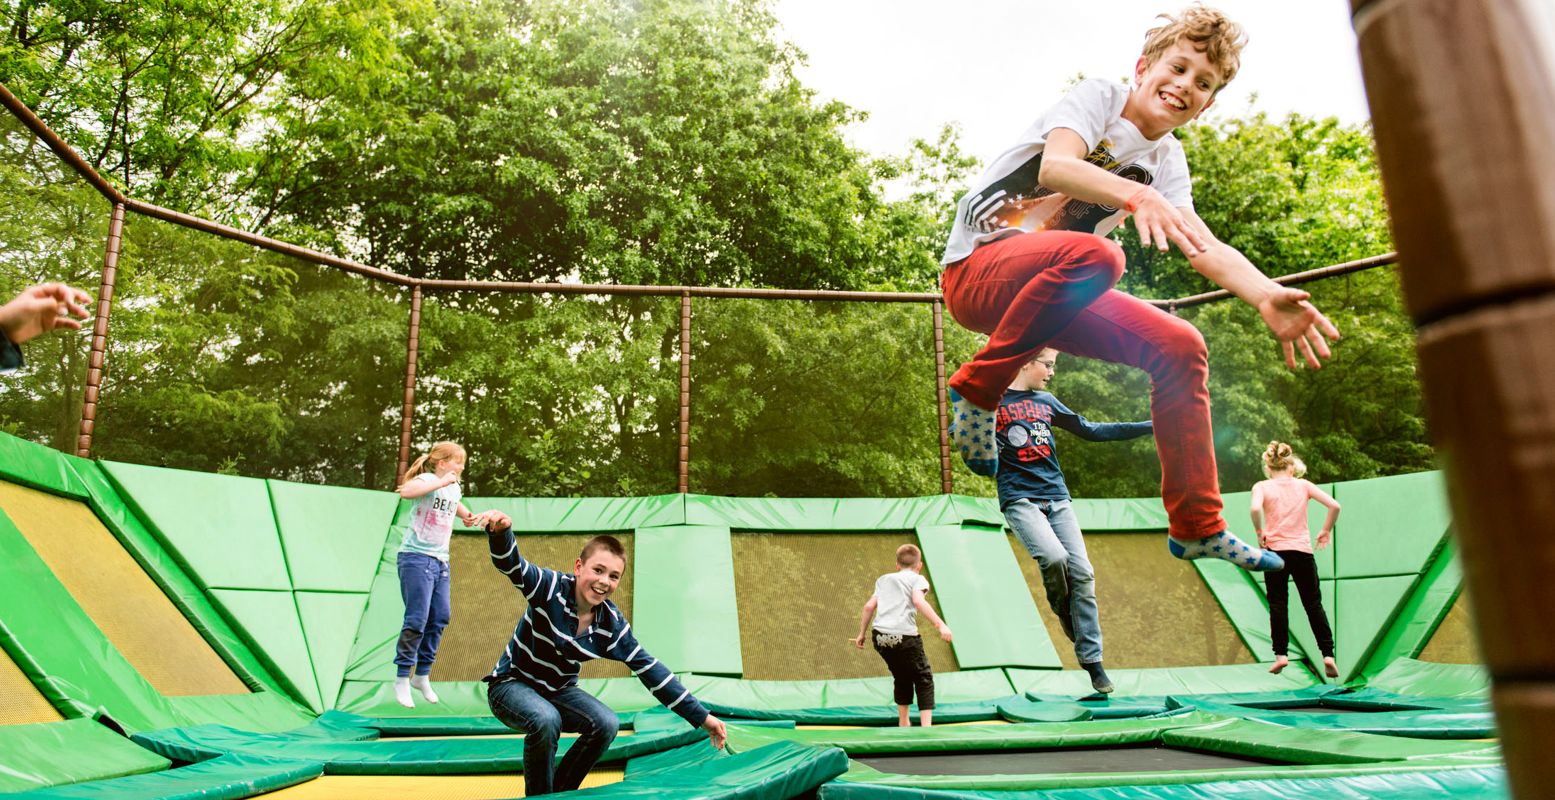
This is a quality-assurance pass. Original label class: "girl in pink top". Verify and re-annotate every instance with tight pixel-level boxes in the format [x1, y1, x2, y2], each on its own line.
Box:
[1251, 441, 1341, 678]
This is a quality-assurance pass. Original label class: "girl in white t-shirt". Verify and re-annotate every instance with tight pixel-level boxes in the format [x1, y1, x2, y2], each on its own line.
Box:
[1251, 441, 1342, 679]
[393, 441, 477, 708]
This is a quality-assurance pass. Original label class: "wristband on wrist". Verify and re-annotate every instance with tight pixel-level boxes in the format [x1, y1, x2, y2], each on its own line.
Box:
[1123, 186, 1152, 214]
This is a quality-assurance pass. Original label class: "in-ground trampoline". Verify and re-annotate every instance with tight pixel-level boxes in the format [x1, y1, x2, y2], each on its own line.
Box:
[0, 429, 1509, 799]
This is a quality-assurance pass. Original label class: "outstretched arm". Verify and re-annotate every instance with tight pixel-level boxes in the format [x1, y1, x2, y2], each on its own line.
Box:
[853, 596, 878, 648]
[911, 590, 953, 642]
[1048, 396, 1153, 442]
[483, 512, 548, 597]
[1038, 129, 1208, 256]
[1180, 210, 1340, 370]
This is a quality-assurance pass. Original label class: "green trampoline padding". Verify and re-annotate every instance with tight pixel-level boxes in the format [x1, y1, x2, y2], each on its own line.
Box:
[699, 697, 1031, 726]
[1179, 699, 1496, 738]
[2, 754, 323, 800]
[684, 495, 994, 530]
[999, 698, 1157, 722]
[1364, 658, 1488, 699]
[817, 765, 1508, 800]
[0, 720, 170, 793]
[1334, 472, 1451, 580]
[1361, 544, 1464, 680]
[1009, 663, 1317, 698]
[573, 741, 850, 800]
[691, 670, 1015, 710]
[130, 721, 703, 775]
[0, 435, 91, 499]
[632, 525, 742, 676]
[918, 524, 1060, 669]
[267, 479, 398, 594]
[463, 495, 684, 531]
[727, 713, 1224, 755]
[1161, 717, 1500, 765]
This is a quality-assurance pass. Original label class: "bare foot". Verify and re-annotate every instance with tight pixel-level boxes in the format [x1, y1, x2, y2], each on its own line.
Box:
[1323, 657, 1339, 679]
[1268, 656, 1289, 674]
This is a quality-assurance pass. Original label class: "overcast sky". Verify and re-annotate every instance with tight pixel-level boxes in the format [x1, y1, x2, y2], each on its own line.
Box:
[770, 1, 1372, 162]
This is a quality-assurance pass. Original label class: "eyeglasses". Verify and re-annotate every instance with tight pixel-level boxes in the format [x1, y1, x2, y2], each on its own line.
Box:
[1036, 360, 1056, 370]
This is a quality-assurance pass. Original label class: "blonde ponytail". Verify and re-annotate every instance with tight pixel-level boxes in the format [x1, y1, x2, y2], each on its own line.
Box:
[400, 441, 466, 487]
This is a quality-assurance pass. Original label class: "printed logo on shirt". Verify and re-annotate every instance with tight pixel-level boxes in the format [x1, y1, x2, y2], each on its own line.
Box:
[999, 398, 1055, 463]
[962, 143, 1155, 236]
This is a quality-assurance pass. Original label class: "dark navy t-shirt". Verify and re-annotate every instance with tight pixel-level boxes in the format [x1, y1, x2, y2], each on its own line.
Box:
[995, 389, 1153, 508]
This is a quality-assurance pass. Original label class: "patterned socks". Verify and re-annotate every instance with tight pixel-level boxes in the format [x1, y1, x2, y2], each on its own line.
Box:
[394, 675, 415, 708]
[948, 388, 997, 477]
[410, 674, 440, 704]
[1167, 530, 1285, 572]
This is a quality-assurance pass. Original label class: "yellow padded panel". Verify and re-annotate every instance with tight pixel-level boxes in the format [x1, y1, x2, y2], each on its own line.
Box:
[0, 481, 248, 696]
[0, 642, 61, 724]
[258, 768, 624, 798]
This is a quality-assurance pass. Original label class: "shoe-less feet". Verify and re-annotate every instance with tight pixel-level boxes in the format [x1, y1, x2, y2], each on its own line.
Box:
[393, 676, 416, 708]
[1168, 530, 1284, 572]
[410, 674, 440, 704]
[1268, 655, 1289, 674]
[1323, 657, 1339, 679]
[948, 388, 997, 477]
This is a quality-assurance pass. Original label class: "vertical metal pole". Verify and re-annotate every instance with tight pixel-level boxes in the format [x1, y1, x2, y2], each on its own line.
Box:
[933, 300, 952, 494]
[678, 291, 692, 493]
[76, 202, 125, 457]
[396, 285, 423, 485]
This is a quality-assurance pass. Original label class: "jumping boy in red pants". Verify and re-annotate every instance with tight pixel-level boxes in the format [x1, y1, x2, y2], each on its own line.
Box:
[943, 5, 1339, 573]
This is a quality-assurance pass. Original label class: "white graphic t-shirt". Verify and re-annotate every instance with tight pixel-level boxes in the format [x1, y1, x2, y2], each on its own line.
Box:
[400, 472, 459, 562]
[872, 569, 932, 636]
[942, 78, 1195, 264]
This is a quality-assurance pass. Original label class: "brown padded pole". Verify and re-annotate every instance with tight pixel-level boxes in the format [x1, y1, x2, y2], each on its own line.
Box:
[1354, 0, 1555, 796]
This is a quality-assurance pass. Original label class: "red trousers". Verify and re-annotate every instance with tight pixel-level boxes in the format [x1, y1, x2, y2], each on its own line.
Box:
[943, 230, 1226, 540]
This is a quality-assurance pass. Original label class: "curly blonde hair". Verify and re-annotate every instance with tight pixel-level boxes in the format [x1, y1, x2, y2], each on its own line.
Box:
[1141, 4, 1248, 89]
[1261, 441, 1307, 479]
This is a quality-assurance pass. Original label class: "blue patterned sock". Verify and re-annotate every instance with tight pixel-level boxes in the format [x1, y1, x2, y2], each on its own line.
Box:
[948, 388, 997, 477]
[1167, 530, 1284, 572]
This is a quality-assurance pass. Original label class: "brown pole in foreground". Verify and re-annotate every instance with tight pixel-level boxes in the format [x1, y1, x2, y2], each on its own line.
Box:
[933, 300, 952, 494]
[77, 202, 125, 457]
[1353, 0, 1555, 796]
[678, 291, 692, 493]
[397, 286, 423, 485]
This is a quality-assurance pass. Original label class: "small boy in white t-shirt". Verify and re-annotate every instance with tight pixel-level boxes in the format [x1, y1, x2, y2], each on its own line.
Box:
[852, 544, 953, 726]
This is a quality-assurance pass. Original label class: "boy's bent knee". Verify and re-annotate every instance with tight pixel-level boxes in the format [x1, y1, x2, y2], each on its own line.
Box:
[1151, 317, 1208, 371]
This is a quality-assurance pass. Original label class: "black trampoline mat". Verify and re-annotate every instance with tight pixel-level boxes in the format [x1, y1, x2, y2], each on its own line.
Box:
[1260, 704, 1376, 715]
[855, 745, 1285, 776]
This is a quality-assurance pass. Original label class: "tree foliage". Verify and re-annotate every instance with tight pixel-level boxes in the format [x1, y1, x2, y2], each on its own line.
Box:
[0, 0, 1430, 501]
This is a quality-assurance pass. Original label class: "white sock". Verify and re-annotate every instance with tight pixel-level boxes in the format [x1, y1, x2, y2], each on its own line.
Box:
[410, 674, 440, 704]
[393, 676, 415, 708]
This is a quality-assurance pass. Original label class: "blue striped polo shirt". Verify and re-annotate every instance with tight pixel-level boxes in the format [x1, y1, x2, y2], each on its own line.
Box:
[483, 525, 709, 728]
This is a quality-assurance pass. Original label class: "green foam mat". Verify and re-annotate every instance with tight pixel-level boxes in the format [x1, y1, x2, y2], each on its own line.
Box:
[3, 754, 324, 799]
[296, 592, 369, 711]
[1365, 658, 1489, 699]
[1008, 663, 1317, 698]
[727, 712, 1224, 754]
[1362, 543, 1466, 680]
[101, 462, 291, 591]
[632, 525, 742, 675]
[339, 533, 403, 683]
[463, 495, 683, 531]
[577, 740, 849, 800]
[1161, 716, 1501, 764]
[689, 670, 1014, 709]
[1335, 575, 1419, 683]
[1068, 498, 1169, 532]
[131, 721, 702, 775]
[1334, 472, 1451, 579]
[1192, 558, 1291, 663]
[0, 434, 90, 499]
[0, 719, 170, 793]
[917, 524, 1060, 669]
[267, 480, 399, 593]
[208, 589, 321, 712]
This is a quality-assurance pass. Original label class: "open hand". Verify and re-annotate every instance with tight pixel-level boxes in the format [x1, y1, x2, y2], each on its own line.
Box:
[1130, 188, 1207, 256]
[1257, 287, 1340, 369]
[0, 283, 92, 344]
[702, 715, 727, 750]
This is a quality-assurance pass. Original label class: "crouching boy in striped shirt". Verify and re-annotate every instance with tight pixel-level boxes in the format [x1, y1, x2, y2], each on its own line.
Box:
[478, 511, 726, 796]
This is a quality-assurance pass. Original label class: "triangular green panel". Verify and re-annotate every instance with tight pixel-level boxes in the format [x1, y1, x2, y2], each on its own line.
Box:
[1334, 471, 1451, 578]
[102, 461, 290, 591]
[633, 526, 742, 675]
[916, 524, 1059, 668]
[1335, 575, 1419, 683]
[209, 589, 321, 712]
[0, 432, 90, 499]
[297, 591, 369, 711]
[343, 538, 405, 681]
[268, 479, 400, 593]
[1191, 558, 1293, 663]
[1361, 538, 1464, 679]
[1221, 488, 1335, 579]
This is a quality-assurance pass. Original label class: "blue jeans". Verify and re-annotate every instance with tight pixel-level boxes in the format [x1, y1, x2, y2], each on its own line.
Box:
[1005, 498, 1102, 664]
[487, 679, 620, 796]
[396, 551, 450, 677]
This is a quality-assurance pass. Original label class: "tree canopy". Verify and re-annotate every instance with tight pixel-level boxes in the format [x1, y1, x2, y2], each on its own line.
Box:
[0, 0, 1427, 500]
